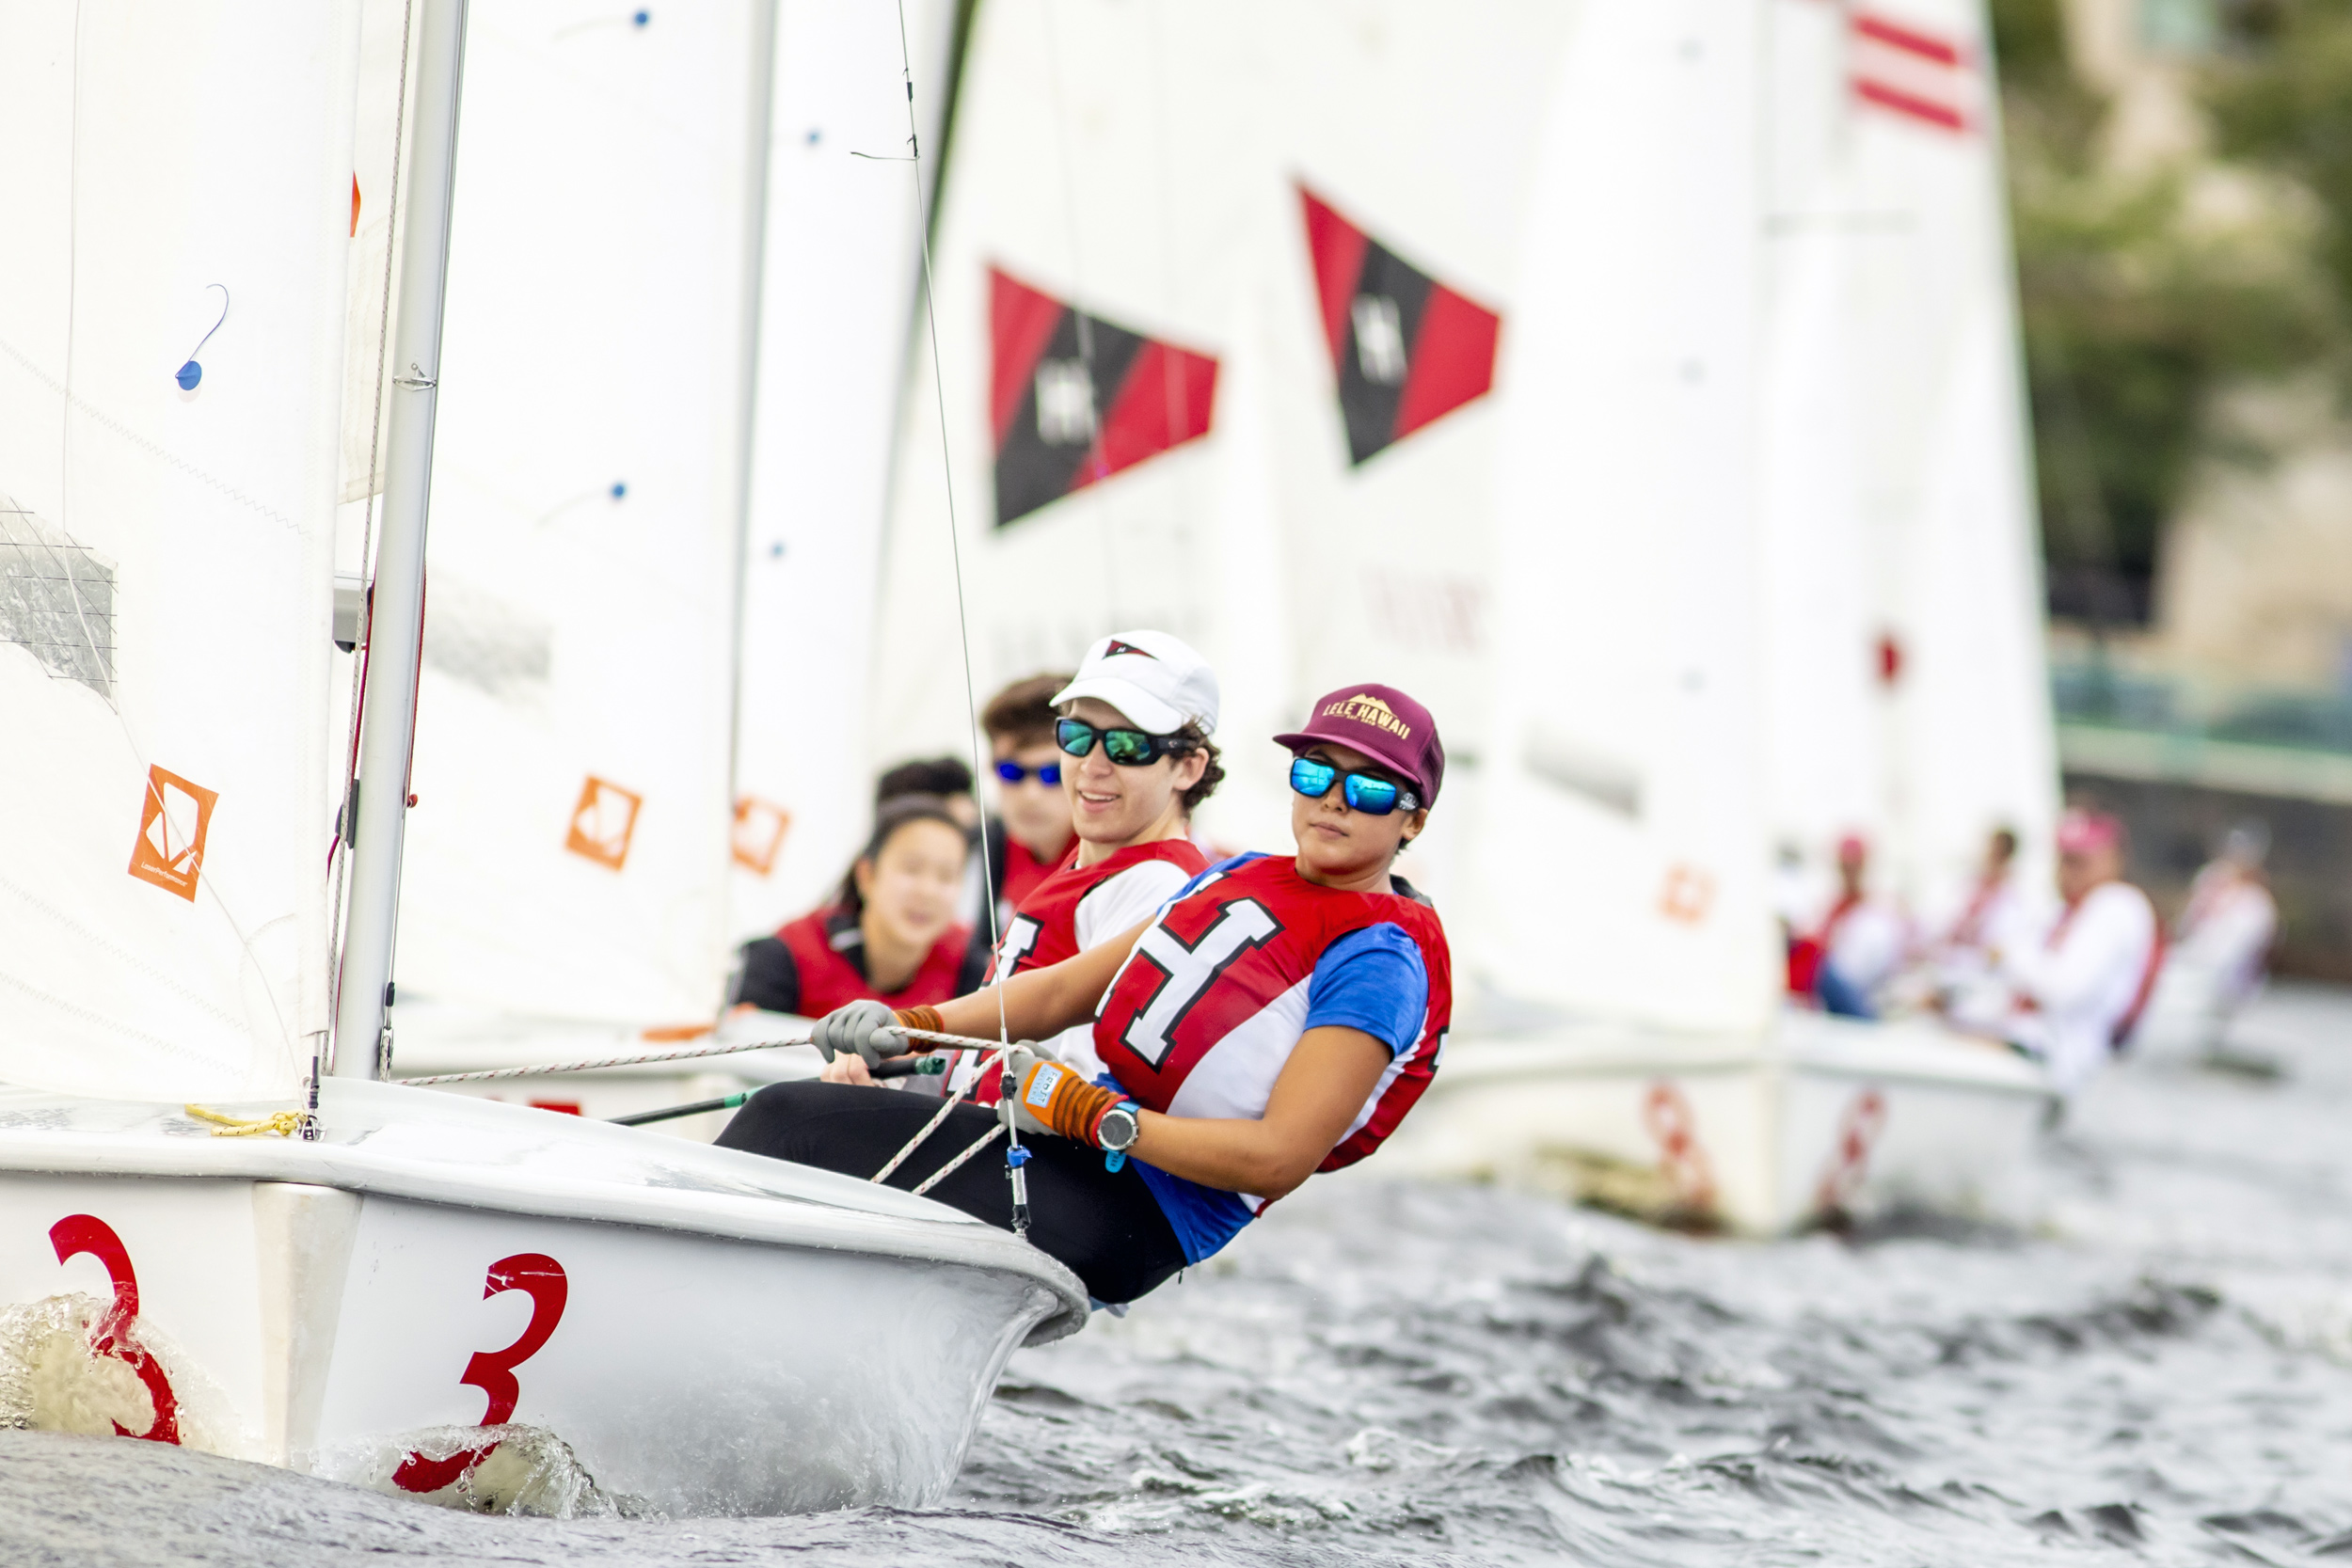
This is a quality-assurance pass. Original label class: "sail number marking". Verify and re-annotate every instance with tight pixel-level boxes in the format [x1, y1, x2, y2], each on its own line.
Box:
[393, 1251, 569, 1493]
[49, 1213, 181, 1444]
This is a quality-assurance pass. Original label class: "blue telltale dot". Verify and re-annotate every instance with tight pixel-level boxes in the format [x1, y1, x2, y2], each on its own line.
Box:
[610, 482, 627, 500]
[768, 541, 785, 559]
[175, 361, 202, 390]
[805, 128, 821, 146]
[631, 8, 649, 24]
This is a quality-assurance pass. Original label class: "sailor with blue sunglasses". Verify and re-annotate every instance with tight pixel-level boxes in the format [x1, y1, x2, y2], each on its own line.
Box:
[724, 680, 1452, 1308]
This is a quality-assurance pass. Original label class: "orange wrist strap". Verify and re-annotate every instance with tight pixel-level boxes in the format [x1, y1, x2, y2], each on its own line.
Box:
[1012, 1058, 1121, 1144]
[892, 1005, 944, 1036]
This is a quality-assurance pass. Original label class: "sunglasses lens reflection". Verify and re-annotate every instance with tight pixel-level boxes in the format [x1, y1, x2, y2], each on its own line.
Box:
[1290, 758, 1337, 799]
[1343, 775, 1400, 815]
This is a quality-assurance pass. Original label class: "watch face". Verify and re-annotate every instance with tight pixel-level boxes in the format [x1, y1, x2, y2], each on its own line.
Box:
[1100, 1106, 1140, 1151]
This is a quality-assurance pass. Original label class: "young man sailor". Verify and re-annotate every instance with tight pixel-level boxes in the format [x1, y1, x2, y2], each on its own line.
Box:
[1994, 808, 2161, 1100]
[953, 631, 1219, 1099]
[716, 685, 1451, 1307]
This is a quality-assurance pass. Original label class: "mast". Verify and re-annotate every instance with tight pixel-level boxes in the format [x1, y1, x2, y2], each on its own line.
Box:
[333, 0, 471, 1079]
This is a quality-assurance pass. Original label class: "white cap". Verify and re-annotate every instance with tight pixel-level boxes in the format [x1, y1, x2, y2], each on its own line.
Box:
[1050, 630, 1220, 736]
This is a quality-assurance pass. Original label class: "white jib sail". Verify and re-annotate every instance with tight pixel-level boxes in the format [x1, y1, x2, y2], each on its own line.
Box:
[729, 0, 960, 938]
[1468, 0, 1776, 1033]
[0, 1, 365, 1102]
[391, 1, 768, 1028]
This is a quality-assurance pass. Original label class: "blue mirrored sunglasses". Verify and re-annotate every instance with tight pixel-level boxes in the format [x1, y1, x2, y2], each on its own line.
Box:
[1289, 756, 1420, 816]
[994, 759, 1062, 785]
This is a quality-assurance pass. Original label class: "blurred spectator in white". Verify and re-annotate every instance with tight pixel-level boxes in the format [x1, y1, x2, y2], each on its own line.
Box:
[2147, 821, 2278, 1056]
[1791, 833, 1909, 1020]
[1917, 826, 2041, 1022]
[2000, 809, 2162, 1099]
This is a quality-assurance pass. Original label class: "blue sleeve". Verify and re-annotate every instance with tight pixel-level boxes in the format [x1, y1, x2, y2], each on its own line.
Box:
[1302, 924, 1428, 1056]
[1166, 851, 1265, 907]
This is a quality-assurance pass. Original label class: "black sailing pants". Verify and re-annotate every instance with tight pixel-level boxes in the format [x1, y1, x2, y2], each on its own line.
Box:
[715, 1080, 1188, 1305]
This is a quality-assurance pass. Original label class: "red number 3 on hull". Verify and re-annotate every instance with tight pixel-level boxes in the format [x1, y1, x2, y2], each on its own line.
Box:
[394, 1252, 568, 1493]
[49, 1214, 182, 1445]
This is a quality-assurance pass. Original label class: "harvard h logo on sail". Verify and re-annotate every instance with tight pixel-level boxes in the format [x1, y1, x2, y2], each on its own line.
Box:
[988, 267, 1219, 528]
[1323, 692, 1411, 739]
[1299, 185, 1502, 467]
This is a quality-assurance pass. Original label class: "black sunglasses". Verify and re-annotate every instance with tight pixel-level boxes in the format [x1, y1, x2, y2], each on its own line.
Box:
[1056, 718, 1197, 768]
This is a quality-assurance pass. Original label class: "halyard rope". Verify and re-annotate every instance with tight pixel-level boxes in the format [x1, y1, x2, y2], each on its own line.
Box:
[184, 1104, 306, 1138]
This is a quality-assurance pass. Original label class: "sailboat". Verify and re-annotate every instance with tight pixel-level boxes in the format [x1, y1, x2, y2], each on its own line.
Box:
[0, 0, 1081, 1515]
[865, 0, 2053, 1235]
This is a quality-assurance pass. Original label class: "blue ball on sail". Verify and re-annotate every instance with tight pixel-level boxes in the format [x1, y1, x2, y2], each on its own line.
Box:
[632, 8, 649, 24]
[610, 482, 627, 500]
[175, 360, 202, 390]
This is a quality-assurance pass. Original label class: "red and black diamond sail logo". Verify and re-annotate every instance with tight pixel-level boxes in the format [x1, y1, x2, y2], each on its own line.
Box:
[990, 266, 1218, 528]
[1300, 185, 1502, 467]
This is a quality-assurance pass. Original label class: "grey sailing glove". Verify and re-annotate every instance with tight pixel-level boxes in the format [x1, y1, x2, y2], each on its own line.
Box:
[994, 1045, 1052, 1138]
[811, 1000, 914, 1069]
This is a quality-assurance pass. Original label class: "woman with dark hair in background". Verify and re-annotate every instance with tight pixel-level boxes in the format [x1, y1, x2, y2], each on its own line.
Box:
[726, 795, 991, 1019]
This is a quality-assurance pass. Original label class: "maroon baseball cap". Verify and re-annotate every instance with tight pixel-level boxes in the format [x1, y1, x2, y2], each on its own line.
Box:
[1274, 684, 1445, 805]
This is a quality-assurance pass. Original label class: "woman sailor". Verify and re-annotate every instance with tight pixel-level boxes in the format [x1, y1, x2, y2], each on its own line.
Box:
[724, 795, 990, 1021]
[717, 685, 1451, 1307]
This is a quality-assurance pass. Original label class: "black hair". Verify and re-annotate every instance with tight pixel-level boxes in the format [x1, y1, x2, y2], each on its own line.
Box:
[1991, 825, 2019, 861]
[1177, 721, 1223, 815]
[875, 756, 973, 807]
[982, 673, 1073, 748]
[834, 795, 969, 916]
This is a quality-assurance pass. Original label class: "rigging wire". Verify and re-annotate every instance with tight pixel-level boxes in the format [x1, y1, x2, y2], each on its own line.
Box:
[889, 0, 1028, 1232]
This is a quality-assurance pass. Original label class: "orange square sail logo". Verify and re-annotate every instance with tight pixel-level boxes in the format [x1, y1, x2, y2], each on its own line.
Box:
[731, 796, 791, 876]
[564, 775, 642, 871]
[128, 766, 218, 902]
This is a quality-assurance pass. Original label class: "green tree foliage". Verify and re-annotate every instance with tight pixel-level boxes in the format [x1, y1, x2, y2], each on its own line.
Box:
[1993, 0, 2331, 622]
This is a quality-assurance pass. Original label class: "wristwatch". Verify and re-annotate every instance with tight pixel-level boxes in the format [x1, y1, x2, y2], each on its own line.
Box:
[1097, 1100, 1141, 1171]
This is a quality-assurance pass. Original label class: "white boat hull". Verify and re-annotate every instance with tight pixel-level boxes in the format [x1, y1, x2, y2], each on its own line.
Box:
[1375, 1008, 2054, 1235]
[0, 1080, 1083, 1515]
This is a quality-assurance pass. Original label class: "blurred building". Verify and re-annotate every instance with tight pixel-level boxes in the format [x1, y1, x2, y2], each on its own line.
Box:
[2047, 0, 2352, 975]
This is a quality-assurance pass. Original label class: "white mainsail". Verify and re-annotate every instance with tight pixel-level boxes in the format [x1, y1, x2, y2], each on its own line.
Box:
[390, 2, 771, 1029]
[1838, 0, 2058, 911]
[0, 1, 365, 1101]
[868, 0, 1772, 1024]
[1750, 0, 2055, 916]
[868, 0, 1281, 842]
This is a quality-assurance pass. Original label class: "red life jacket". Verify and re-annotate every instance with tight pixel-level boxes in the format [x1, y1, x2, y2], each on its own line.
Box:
[961, 838, 1211, 1106]
[991, 838, 1211, 981]
[996, 834, 1060, 916]
[1787, 891, 1861, 997]
[774, 906, 975, 1017]
[1092, 854, 1451, 1180]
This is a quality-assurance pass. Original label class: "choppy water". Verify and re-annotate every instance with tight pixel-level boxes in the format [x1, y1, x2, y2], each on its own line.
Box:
[9, 987, 2352, 1566]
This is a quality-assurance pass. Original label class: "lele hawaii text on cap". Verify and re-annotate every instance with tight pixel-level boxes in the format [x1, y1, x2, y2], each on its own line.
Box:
[1274, 685, 1444, 804]
[1051, 630, 1221, 736]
